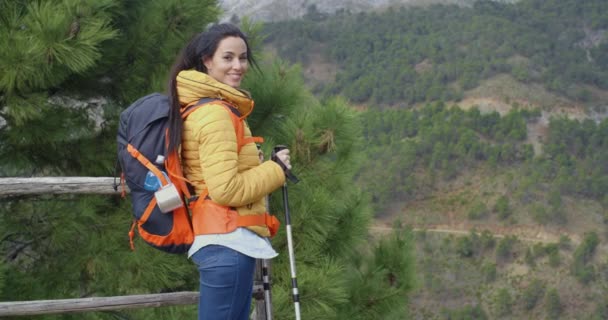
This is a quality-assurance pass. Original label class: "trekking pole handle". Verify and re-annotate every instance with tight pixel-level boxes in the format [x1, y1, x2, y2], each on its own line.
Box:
[272, 145, 299, 184]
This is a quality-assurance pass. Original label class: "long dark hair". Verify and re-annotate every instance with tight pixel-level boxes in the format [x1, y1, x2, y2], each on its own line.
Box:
[166, 23, 257, 152]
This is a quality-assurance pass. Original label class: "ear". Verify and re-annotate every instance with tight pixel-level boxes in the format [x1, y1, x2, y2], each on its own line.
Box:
[202, 56, 212, 70]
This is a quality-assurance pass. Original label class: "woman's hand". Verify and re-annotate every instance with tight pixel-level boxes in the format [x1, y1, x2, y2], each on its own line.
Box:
[273, 149, 291, 170]
[272, 145, 299, 183]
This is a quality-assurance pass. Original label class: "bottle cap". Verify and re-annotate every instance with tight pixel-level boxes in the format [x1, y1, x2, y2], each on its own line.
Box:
[155, 155, 165, 164]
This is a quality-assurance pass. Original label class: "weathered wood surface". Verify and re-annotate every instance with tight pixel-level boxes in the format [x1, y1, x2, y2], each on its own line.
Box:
[0, 291, 198, 316]
[0, 286, 266, 316]
[0, 177, 127, 197]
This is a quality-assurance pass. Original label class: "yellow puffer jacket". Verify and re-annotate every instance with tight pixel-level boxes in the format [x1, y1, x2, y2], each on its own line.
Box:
[177, 70, 286, 237]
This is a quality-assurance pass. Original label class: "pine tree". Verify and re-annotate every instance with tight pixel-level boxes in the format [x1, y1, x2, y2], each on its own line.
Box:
[0, 1, 415, 319]
[244, 60, 415, 319]
[1, 1, 220, 319]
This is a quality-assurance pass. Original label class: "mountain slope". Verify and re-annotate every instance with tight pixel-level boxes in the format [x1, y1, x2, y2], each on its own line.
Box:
[218, 0, 518, 22]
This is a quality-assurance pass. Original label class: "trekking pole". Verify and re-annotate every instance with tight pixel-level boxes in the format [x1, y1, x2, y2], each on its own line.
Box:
[272, 146, 301, 320]
[259, 148, 274, 320]
[282, 182, 301, 320]
[262, 195, 274, 319]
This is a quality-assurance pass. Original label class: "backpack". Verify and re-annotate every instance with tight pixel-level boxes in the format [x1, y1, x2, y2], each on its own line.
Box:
[116, 93, 248, 254]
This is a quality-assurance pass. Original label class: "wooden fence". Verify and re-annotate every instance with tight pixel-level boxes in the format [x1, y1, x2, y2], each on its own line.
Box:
[0, 177, 271, 319]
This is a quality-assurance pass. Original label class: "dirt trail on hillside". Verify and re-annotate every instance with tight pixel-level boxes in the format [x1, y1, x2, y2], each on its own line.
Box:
[371, 223, 581, 244]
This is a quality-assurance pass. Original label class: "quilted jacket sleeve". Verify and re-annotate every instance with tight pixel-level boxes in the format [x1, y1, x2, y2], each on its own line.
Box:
[193, 104, 286, 206]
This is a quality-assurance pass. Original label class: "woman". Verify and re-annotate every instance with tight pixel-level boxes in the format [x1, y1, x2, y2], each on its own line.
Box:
[166, 23, 292, 320]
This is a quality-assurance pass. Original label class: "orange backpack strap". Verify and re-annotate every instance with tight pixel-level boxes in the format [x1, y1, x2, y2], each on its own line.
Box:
[126, 144, 168, 185]
[128, 197, 158, 251]
[190, 200, 280, 238]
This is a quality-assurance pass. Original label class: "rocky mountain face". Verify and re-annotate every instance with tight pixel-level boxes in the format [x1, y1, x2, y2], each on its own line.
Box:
[218, 0, 518, 22]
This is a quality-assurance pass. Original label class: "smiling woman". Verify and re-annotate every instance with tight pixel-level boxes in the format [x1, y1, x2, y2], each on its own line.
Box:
[203, 36, 249, 88]
[164, 23, 293, 320]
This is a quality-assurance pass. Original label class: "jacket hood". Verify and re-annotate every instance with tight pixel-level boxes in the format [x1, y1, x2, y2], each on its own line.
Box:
[176, 69, 254, 117]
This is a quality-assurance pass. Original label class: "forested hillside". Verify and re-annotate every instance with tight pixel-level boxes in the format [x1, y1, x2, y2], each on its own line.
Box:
[264, 0, 608, 106]
[263, 0, 608, 318]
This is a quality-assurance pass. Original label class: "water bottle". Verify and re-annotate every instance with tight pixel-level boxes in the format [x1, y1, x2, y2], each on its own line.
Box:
[143, 155, 169, 191]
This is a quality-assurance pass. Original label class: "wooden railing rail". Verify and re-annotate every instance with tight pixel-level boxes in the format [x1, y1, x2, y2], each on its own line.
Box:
[0, 292, 199, 317]
[0, 177, 270, 319]
[0, 177, 124, 197]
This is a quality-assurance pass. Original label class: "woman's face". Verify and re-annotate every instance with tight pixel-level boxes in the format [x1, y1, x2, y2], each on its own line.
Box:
[203, 36, 249, 88]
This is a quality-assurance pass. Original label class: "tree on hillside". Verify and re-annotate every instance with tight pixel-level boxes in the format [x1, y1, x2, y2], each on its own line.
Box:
[0, 1, 414, 319]
[264, 0, 608, 106]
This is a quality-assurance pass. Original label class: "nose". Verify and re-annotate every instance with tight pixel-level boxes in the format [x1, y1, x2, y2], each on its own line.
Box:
[232, 59, 243, 70]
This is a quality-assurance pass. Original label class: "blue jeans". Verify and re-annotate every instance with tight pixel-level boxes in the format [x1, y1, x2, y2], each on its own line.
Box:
[191, 245, 256, 320]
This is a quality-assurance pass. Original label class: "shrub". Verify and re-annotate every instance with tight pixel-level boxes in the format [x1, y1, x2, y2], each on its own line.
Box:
[496, 236, 518, 263]
[494, 195, 511, 220]
[524, 247, 536, 267]
[480, 230, 496, 250]
[521, 279, 545, 310]
[495, 288, 512, 317]
[481, 261, 497, 283]
[545, 244, 561, 267]
[545, 288, 562, 319]
[441, 304, 488, 320]
[558, 235, 571, 250]
[572, 232, 599, 284]
[468, 201, 489, 220]
[456, 236, 474, 258]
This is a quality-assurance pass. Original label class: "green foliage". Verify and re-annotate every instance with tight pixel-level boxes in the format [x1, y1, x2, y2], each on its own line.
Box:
[0, 0, 117, 95]
[575, 232, 599, 263]
[263, 0, 608, 105]
[441, 304, 488, 320]
[336, 228, 415, 320]
[0, 258, 5, 297]
[495, 236, 518, 263]
[558, 235, 572, 250]
[540, 118, 608, 201]
[0, 101, 117, 176]
[530, 203, 550, 225]
[494, 195, 511, 220]
[479, 230, 496, 251]
[358, 105, 535, 212]
[545, 243, 561, 267]
[494, 288, 512, 317]
[1, 196, 197, 313]
[524, 247, 536, 267]
[481, 261, 497, 283]
[521, 278, 545, 311]
[94, 0, 221, 101]
[592, 295, 608, 320]
[545, 288, 563, 319]
[456, 235, 474, 258]
[572, 232, 599, 284]
[468, 201, 489, 220]
[246, 60, 414, 319]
